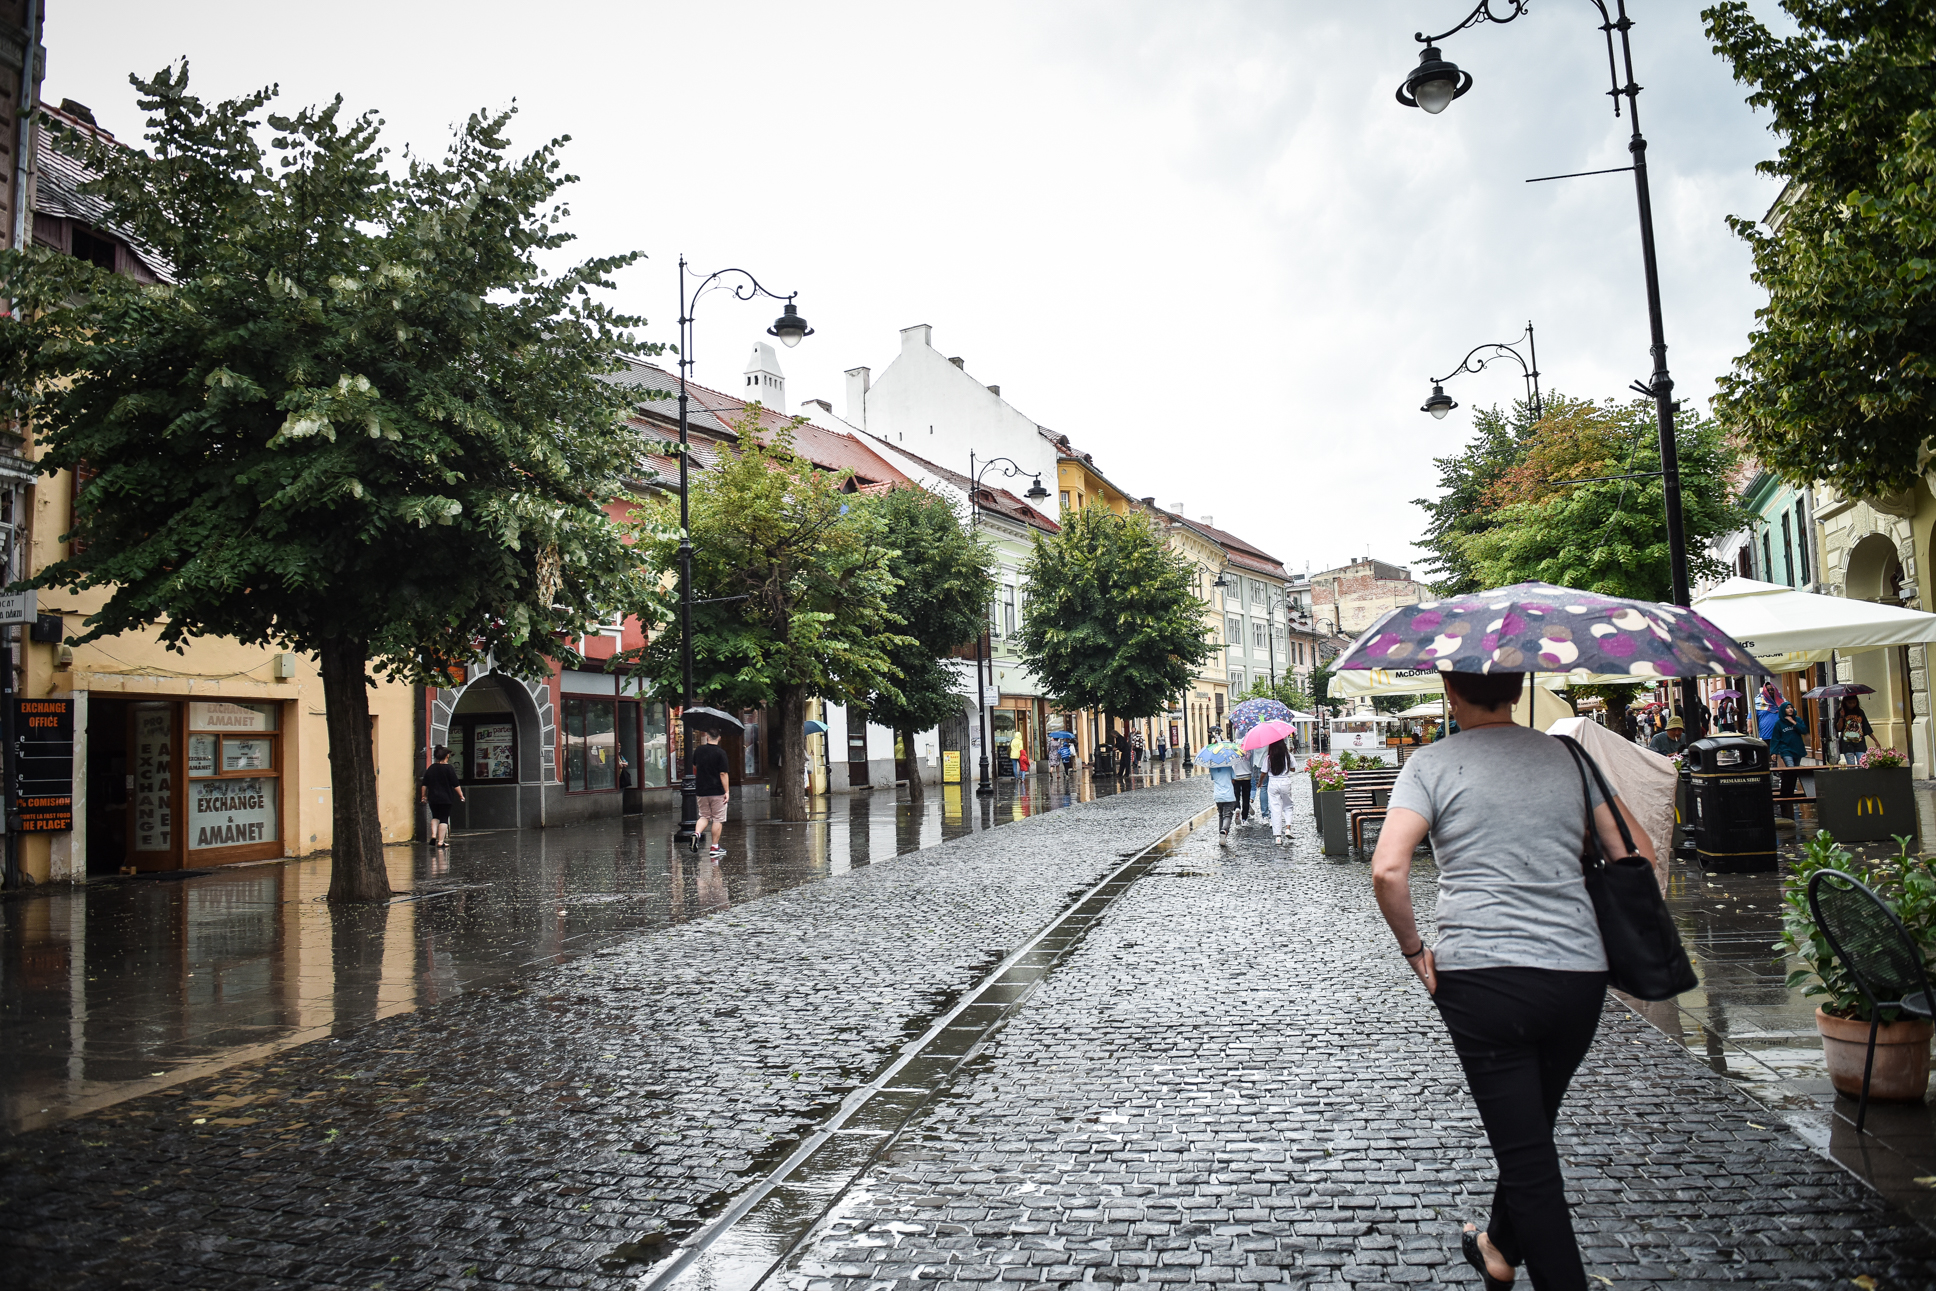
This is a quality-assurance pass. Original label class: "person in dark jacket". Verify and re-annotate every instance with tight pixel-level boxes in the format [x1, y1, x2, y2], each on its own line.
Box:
[420, 745, 465, 848]
[1770, 702, 1807, 813]
[1835, 695, 1879, 764]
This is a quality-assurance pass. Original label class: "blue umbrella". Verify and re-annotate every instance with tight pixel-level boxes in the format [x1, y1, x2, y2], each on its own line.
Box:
[1048, 730, 1077, 742]
[803, 720, 828, 736]
[1229, 698, 1294, 739]
[1193, 740, 1243, 768]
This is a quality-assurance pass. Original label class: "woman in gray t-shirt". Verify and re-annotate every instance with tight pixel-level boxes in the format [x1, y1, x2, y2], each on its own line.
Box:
[1370, 669, 1655, 1291]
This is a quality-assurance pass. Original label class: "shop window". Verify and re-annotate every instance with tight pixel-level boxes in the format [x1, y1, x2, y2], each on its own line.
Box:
[450, 715, 517, 783]
[185, 701, 280, 856]
[641, 701, 670, 788]
[563, 695, 622, 792]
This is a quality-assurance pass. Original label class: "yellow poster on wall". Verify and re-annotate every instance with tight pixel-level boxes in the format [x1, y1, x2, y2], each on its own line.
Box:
[942, 749, 962, 784]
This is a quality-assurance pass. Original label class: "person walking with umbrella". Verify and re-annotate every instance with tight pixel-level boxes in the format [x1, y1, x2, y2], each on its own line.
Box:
[1835, 693, 1880, 764]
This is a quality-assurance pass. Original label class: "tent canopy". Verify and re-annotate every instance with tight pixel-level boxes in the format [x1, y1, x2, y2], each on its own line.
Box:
[1392, 699, 1447, 719]
[1693, 576, 1936, 663]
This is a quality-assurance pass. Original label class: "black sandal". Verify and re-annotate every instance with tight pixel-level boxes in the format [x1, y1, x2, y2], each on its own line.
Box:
[1461, 1226, 1512, 1291]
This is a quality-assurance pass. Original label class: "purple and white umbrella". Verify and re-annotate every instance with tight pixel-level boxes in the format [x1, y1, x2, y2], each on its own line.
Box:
[1335, 581, 1766, 679]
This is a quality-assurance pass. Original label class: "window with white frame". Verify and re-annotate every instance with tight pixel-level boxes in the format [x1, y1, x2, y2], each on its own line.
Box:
[1226, 615, 1242, 645]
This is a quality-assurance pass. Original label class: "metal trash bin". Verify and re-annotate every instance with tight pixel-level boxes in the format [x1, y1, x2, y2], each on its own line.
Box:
[1682, 734, 1777, 872]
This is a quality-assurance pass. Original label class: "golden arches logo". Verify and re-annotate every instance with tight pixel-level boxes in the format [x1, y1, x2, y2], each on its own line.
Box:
[1857, 796, 1886, 816]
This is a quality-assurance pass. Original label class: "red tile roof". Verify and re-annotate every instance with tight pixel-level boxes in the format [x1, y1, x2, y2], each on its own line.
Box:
[854, 434, 1060, 534]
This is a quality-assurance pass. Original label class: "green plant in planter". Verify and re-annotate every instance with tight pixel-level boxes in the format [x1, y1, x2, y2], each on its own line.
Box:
[1779, 830, 1936, 1021]
[1863, 747, 1908, 769]
[1306, 755, 1346, 793]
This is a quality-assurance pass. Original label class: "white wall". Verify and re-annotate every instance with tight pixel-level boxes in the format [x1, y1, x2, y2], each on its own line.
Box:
[859, 324, 1056, 521]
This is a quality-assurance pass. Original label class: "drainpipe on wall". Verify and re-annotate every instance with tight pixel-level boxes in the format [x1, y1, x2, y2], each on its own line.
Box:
[10, 0, 37, 253]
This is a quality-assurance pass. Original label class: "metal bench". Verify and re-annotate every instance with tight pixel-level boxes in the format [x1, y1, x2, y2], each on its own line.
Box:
[1808, 868, 1936, 1132]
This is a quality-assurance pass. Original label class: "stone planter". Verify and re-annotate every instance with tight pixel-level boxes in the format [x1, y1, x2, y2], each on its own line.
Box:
[1314, 788, 1347, 856]
[1816, 1007, 1933, 1102]
[1815, 764, 1917, 844]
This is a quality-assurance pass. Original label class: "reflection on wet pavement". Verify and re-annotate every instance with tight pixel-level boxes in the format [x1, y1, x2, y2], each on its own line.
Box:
[1637, 781, 1936, 1228]
[0, 767, 1197, 1136]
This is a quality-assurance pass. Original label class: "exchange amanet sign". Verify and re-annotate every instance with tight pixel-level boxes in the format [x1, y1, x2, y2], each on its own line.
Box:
[187, 776, 277, 850]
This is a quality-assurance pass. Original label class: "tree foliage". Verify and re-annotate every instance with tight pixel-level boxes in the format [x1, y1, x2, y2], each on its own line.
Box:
[0, 67, 661, 899]
[1414, 394, 1745, 602]
[1236, 673, 1313, 715]
[635, 417, 908, 820]
[1412, 397, 1541, 594]
[1704, 1, 1936, 496]
[859, 485, 996, 801]
[1016, 508, 1213, 721]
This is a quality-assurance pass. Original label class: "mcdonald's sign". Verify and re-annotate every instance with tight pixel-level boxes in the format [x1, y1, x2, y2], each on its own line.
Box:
[1817, 766, 1917, 843]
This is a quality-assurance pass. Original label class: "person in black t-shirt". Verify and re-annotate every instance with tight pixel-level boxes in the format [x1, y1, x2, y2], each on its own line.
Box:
[420, 745, 465, 847]
[692, 728, 732, 859]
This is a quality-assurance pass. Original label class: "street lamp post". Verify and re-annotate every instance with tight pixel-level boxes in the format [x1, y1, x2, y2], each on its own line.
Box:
[966, 451, 1049, 798]
[1420, 321, 1542, 423]
[1395, 0, 1699, 723]
[674, 258, 811, 845]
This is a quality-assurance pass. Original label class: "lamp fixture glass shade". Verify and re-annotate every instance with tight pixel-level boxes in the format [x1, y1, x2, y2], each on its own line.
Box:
[1213, 571, 1230, 589]
[768, 302, 813, 348]
[1025, 475, 1049, 500]
[1396, 45, 1471, 114]
[1421, 384, 1458, 419]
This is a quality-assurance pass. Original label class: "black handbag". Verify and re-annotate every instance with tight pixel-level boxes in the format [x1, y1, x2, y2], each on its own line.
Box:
[1554, 734, 1699, 1001]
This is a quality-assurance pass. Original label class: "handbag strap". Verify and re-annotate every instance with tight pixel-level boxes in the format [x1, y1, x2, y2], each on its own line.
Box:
[1554, 734, 1642, 869]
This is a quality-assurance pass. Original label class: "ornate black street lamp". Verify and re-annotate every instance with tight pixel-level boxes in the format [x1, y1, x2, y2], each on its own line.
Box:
[966, 452, 1048, 797]
[1421, 321, 1542, 423]
[1395, 0, 1699, 723]
[673, 258, 810, 845]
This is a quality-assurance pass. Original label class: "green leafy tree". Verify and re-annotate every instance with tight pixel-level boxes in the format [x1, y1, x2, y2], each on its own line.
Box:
[1413, 397, 1543, 594]
[1015, 508, 1215, 741]
[1310, 664, 1337, 715]
[1429, 395, 1744, 601]
[635, 417, 907, 822]
[1236, 673, 1313, 715]
[859, 485, 996, 803]
[0, 68, 661, 901]
[1704, 2, 1936, 497]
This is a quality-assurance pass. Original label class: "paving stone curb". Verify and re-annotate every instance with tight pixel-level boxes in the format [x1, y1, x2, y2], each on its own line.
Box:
[0, 779, 1208, 1290]
[784, 783, 1936, 1291]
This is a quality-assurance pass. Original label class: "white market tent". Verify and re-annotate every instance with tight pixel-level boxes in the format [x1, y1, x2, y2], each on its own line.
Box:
[1392, 699, 1448, 719]
[1692, 576, 1936, 664]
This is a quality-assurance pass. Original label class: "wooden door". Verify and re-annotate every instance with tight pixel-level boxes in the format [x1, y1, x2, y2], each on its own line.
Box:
[846, 705, 869, 787]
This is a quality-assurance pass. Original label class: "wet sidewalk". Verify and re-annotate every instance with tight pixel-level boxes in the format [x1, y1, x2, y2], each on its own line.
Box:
[0, 766, 1194, 1136]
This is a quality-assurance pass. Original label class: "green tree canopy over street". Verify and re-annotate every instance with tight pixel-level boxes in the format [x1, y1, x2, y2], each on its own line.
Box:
[1413, 394, 1745, 601]
[0, 67, 661, 901]
[635, 416, 907, 821]
[1705, 0, 1936, 497]
[859, 484, 995, 803]
[1015, 508, 1215, 728]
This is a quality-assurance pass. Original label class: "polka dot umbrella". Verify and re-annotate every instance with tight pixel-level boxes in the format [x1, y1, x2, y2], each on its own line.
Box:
[1334, 581, 1766, 682]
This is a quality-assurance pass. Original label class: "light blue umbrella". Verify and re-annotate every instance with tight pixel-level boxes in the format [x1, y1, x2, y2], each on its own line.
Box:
[1048, 730, 1077, 742]
[803, 720, 829, 736]
[1193, 740, 1243, 768]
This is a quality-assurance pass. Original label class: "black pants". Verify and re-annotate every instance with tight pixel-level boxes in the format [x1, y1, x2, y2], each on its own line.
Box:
[1434, 966, 1607, 1291]
[1232, 777, 1252, 820]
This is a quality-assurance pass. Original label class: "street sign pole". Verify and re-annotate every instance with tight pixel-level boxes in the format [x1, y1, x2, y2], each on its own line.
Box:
[2, 628, 15, 889]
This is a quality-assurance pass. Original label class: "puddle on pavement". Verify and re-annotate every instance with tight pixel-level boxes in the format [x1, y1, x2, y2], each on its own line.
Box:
[0, 770, 1197, 1135]
[637, 802, 1216, 1291]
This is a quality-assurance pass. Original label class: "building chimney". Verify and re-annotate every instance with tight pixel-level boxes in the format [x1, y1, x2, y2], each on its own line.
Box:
[1201, 516, 1214, 527]
[900, 324, 932, 351]
[948, 356, 965, 369]
[803, 398, 833, 416]
[844, 366, 870, 429]
[986, 384, 1000, 396]
[743, 342, 785, 414]
[1170, 502, 1185, 515]
[1141, 497, 1156, 507]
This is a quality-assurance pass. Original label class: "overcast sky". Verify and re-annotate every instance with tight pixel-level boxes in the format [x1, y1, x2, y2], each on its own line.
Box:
[58, 1, 1792, 579]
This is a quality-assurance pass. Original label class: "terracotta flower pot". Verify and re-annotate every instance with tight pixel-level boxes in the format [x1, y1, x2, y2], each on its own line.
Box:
[1816, 1007, 1934, 1102]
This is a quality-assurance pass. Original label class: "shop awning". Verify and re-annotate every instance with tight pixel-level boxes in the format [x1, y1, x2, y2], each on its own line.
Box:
[1692, 576, 1936, 664]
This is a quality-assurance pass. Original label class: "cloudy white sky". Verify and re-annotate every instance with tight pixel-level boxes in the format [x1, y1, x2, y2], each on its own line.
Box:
[60, 1, 1793, 578]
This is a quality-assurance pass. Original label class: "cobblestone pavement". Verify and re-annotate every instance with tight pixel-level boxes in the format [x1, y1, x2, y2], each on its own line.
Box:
[0, 778, 1208, 1290]
[785, 783, 1936, 1291]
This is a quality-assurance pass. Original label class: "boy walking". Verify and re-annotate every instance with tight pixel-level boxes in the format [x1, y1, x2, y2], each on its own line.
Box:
[693, 727, 731, 859]
[420, 745, 465, 848]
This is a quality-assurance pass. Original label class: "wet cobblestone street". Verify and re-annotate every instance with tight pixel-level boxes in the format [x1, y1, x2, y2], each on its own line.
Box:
[5, 773, 1936, 1289]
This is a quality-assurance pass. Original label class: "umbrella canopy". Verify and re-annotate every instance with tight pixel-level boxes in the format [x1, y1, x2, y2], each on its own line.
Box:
[1336, 581, 1765, 679]
[1238, 720, 1296, 752]
[682, 705, 745, 734]
[802, 720, 829, 736]
[1694, 576, 1936, 663]
[1048, 730, 1077, 742]
[1331, 665, 1656, 698]
[1228, 697, 1294, 737]
[1802, 682, 1875, 700]
[1193, 740, 1244, 768]
[1709, 689, 1743, 700]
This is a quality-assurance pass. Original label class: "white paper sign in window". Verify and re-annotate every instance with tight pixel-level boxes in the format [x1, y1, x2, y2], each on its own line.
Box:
[188, 777, 277, 850]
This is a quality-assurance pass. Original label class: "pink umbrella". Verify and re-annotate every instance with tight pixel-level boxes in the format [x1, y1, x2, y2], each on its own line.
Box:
[1239, 719, 1296, 752]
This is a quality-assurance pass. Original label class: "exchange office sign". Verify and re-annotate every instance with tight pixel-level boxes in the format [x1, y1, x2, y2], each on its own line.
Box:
[12, 697, 74, 831]
[188, 777, 277, 850]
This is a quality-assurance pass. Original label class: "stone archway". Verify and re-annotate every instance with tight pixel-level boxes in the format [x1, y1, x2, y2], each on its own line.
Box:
[1841, 533, 1913, 762]
[428, 668, 556, 828]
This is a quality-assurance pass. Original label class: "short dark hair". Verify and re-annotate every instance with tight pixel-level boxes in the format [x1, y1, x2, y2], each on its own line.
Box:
[432, 744, 450, 762]
[1443, 670, 1524, 710]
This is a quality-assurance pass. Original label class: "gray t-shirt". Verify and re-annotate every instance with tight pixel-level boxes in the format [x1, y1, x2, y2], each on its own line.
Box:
[1387, 724, 1610, 973]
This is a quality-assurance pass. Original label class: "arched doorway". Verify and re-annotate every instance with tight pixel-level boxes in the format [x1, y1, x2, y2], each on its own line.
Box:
[428, 672, 552, 829]
[1843, 533, 1913, 761]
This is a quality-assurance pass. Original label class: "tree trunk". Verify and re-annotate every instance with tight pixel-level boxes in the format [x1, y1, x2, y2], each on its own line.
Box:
[900, 723, 924, 804]
[321, 635, 390, 902]
[777, 683, 809, 822]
